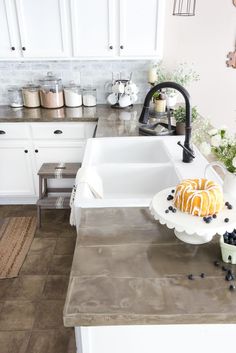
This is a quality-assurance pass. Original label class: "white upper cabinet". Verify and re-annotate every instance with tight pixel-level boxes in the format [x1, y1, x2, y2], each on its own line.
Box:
[0, 0, 165, 59]
[0, 0, 19, 58]
[15, 0, 70, 58]
[71, 0, 115, 57]
[119, 0, 165, 58]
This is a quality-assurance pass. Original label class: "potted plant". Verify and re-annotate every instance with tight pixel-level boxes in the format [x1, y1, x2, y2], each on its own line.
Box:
[155, 62, 200, 108]
[173, 105, 198, 135]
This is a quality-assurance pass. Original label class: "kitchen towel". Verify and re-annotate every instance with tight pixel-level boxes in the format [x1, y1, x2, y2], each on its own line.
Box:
[69, 167, 104, 226]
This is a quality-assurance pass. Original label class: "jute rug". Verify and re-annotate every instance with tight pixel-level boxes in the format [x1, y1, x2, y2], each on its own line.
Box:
[0, 217, 37, 279]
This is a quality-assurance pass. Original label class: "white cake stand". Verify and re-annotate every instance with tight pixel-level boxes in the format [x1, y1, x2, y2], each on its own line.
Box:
[150, 187, 236, 245]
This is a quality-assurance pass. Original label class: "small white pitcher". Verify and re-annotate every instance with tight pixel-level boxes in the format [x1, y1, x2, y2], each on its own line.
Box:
[205, 161, 236, 199]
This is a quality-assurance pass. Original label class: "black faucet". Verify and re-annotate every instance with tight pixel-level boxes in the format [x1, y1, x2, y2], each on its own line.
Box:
[139, 81, 195, 163]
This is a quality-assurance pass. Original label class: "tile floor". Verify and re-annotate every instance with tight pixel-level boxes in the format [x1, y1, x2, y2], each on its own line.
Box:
[0, 205, 77, 353]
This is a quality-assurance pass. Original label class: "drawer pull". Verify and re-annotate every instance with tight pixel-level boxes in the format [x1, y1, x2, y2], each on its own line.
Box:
[54, 130, 63, 134]
[0, 130, 6, 135]
[35, 149, 38, 153]
[22, 46, 26, 51]
[11, 46, 15, 51]
[24, 149, 28, 153]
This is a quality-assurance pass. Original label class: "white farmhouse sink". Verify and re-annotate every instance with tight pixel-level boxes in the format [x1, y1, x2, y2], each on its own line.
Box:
[83, 137, 172, 164]
[74, 136, 222, 215]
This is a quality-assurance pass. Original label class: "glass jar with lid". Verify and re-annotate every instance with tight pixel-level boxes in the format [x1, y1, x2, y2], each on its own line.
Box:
[22, 83, 40, 108]
[82, 87, 97, 107]
[39, 72, 64, 109]
[64, 81, 82, 107]
[8, 86, 23, 108]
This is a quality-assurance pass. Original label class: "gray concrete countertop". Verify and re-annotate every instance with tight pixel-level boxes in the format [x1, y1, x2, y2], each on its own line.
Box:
[0, 104, 142, 137]
[63, 207, 235, 327]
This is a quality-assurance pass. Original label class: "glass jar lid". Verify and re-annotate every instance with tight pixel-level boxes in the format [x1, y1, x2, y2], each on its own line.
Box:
[39, 72, 62, 85]
[64, 81, 81, 89]
[82, 86, 96, 91]
[8, 85, 22, 92]
[22, 83, 40, 91]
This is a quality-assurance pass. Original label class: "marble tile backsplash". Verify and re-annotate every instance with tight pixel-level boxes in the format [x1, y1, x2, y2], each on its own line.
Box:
[0, 60, 150, 105]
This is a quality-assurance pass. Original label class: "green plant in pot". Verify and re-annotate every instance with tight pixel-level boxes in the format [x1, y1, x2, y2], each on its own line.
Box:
[174, 105, 198, 135]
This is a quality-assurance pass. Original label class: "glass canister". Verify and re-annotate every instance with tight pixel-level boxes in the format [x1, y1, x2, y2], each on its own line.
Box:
[82, 87, 97, 107]
[22, 83, 40, 108]
[39, 72, 64, 109]
[8, 86, 23, 108]
[64, 81, 82, 107]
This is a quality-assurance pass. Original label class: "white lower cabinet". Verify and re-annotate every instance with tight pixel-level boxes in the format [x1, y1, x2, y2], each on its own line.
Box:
[0, 122, 96, 204]
[0, 141, 35, 202]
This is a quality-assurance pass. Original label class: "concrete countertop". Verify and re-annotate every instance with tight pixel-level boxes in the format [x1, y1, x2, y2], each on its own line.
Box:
[0, 104, 142, 138]
[63, 207, 236, 327]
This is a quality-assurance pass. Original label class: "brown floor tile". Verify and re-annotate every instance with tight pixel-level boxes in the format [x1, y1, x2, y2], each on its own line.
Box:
[0, 279, 12, 301]
[54, 238, 76, 255]
[33, 300, 64, 329]
[28, 238, 56, 255]
[20, 252, 53, 275]
[26, 328, 74, 353]
[0, 301, 36, 330]
[43, 276, 69, 299]
[0, 205, 36, 218]
[0, 331, 31, 353]
[0, 276, 46, 301]
[48, 255, 73, 275]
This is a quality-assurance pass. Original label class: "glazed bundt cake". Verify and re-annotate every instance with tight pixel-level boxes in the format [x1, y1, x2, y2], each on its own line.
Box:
[174, 178, 223, 217]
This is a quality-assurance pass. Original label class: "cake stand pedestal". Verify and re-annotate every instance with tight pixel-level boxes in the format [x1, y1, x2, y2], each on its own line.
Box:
[150, 187, 236, 245]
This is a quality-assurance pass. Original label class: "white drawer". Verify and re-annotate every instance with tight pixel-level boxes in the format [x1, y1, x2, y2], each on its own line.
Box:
[0, 123, 31, 139]
[30, 123, 86, 140]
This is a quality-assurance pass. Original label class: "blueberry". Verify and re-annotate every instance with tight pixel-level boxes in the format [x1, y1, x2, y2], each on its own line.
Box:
[225, 201, 229, 206]
[212, 214, 217, 219]
[225, 273, 234, 281]
[172, 208, 177, 213]
[200, 273, 205, 278]
[228, 204, 233, 210]
[171, 189, 175, 193]
[167, 195, 174, 201]
[224, 218, 229, 223]
[229, 284, 236, 291]
[169, 206, 173, 211]
[188, 274, 194, 280]
[205, 218, 211, 224]
[165, 209, 169, 214]
[214, 261, 220, 267]
[203, 217, 207, 221]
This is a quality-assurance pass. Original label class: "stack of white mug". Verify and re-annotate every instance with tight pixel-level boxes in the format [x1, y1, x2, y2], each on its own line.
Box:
[107, 76, 139, 108]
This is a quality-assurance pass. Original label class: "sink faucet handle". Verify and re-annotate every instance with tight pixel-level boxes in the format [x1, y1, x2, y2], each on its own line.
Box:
[177, 141, 195, 159]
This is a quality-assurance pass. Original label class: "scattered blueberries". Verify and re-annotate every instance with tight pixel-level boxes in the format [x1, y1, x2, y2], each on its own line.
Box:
[167, 195, 174, 201]
[171, 189, 175, 194]
[214, 260, 220, 267]
[168, 206, 173, 211]
[225, 201, 233, 210]
[172, 208, 177, 213]
[165, 209, 169, 214]
[213, 214, 217, 219]
[203, 216, 212, 224]
[224, 218, 229, 223]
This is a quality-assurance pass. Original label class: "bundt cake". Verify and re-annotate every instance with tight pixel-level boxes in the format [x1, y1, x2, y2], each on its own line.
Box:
[174, 178, 223, 217]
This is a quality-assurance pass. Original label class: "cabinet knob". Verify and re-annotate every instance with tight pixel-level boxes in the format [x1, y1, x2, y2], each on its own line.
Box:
[120, 45, 124, 49]
[109, 45, 113, 50]
[22, 46, 26, 51]
[35, 149, 38, 153]
[0, 130, 6, 134]
[11, 46, 15, 51]
[24, 149, 28, 153]
[54, 130, 63, 134]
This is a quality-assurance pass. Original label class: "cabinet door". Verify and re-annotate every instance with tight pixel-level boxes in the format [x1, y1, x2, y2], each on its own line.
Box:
[15, 0, 70, 58]
[71, 0, 115, 57]
[0, 0, 20, 58]
[119, 0, 165, 58]
[33, 140, 85, 194]
[0, 142, 35, 197]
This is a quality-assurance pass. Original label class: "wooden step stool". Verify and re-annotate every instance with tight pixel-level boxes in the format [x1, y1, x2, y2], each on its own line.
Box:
[36, 162, 81, 228]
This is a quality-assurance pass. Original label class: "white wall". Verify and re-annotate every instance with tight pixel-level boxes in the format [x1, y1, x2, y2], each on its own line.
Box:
[163, 0, 236, 132]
